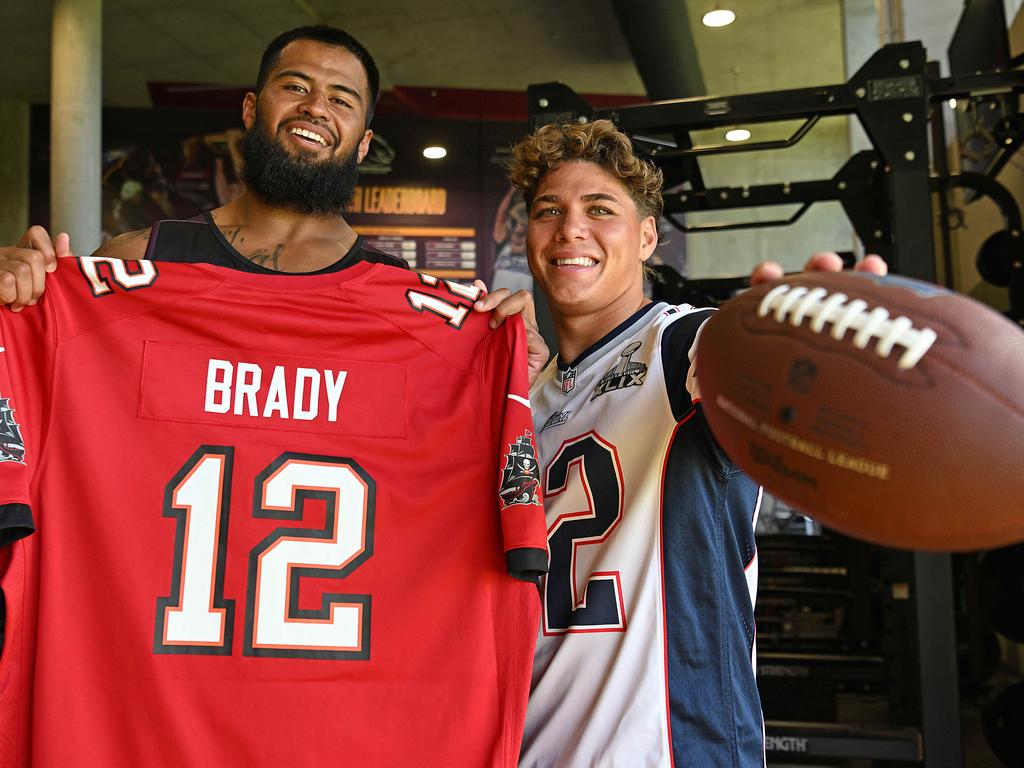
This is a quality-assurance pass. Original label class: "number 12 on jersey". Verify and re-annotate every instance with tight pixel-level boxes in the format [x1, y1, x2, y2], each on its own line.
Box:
[154, 446, 375, 660]
[543, 433, 628, 635]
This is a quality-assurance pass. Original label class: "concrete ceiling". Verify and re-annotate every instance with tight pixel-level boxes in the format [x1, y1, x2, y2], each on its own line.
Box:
[0, 0, 846, 110]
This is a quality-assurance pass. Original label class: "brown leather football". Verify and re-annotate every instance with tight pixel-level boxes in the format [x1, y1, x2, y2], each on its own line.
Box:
[696, 271, 1024, 551]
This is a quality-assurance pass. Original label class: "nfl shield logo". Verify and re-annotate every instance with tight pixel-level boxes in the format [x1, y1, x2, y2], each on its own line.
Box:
[787, 358, 818, 395]
[560, 365, 576, 394]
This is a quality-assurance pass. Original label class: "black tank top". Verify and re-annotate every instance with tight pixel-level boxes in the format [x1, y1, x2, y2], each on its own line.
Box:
[143, 211, 408, 274]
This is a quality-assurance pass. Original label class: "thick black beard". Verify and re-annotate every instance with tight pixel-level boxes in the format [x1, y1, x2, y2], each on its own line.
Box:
[240, 119, 359, 216]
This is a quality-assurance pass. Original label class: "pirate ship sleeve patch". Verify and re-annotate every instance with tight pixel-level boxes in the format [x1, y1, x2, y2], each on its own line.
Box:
[0, 395, 26, 466]
[485, 318, 549, 582]
[499, 430, 542, 510]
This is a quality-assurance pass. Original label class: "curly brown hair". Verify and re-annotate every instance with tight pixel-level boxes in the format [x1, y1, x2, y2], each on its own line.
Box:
[507, 119, 664, 222]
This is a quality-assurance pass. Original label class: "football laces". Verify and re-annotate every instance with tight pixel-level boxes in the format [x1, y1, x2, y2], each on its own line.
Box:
[756, 284, 938, 369]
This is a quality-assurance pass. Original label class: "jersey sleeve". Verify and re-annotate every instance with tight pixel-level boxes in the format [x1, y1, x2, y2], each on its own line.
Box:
[0, 301, 57, 548]
[660, 306, 716, 421]
[481, 316, 548, 582]
[663, 304, 755, 476]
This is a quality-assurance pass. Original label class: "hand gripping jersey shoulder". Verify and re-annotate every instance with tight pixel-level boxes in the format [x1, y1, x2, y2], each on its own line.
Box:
[345, 267, 511, 368]
[0, 257, 546, 768]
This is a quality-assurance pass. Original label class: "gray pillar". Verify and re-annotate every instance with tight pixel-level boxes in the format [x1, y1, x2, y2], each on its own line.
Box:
[51, 0, 102, 254]
[0, 102, 30, 245]
[842, 0, 880, 158]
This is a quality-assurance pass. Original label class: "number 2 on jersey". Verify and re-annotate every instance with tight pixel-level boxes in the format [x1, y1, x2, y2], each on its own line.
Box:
[543, 432, 627, 634]
[155, 447, 375, 659]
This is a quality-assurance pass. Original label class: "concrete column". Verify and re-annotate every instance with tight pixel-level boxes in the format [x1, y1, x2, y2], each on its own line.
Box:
[842, 0, 880, 166]
[51, 0, 102, 254]
[0, 102, 30, 245]
[876, 0, 905, 44]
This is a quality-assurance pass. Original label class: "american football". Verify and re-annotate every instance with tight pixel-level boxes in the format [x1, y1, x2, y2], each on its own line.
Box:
[696, 271, 1024, 551]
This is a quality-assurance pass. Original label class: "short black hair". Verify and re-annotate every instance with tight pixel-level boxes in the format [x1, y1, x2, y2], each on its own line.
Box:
[256, 25, 380, 127]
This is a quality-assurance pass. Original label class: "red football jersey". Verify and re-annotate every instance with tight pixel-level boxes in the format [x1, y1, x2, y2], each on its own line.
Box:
[0, 257, 546, 767]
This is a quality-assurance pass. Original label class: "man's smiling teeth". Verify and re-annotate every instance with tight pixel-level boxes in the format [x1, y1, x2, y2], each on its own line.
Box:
[290, 127, 328, 146]
[553, 256, 597, 267]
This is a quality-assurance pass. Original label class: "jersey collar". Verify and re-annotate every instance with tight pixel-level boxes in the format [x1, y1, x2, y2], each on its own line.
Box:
[555, 302, 667, 375]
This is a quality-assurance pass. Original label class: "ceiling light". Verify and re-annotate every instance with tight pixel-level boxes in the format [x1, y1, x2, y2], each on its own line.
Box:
[725, 128, 751, 142]
[948, 98, 957, 109]
[423, 146, 447, 159]
[703, 5, 736, 27]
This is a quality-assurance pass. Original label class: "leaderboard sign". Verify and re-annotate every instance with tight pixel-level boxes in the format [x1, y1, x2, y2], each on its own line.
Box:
[356, 227, 478, 276]
[348, 184, 478, 278]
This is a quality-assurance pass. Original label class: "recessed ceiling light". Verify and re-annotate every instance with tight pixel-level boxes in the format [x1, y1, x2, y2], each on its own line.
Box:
[725, 128, 751, 142]
[423, 146, 447, 159]
[703, 7, 736, 27]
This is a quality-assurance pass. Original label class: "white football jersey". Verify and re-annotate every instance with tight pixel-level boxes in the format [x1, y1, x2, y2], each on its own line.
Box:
[522, 302, 764, 768]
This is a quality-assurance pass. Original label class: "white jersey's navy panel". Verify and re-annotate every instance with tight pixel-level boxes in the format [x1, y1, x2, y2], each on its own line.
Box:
[522, 302, 764, 768]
